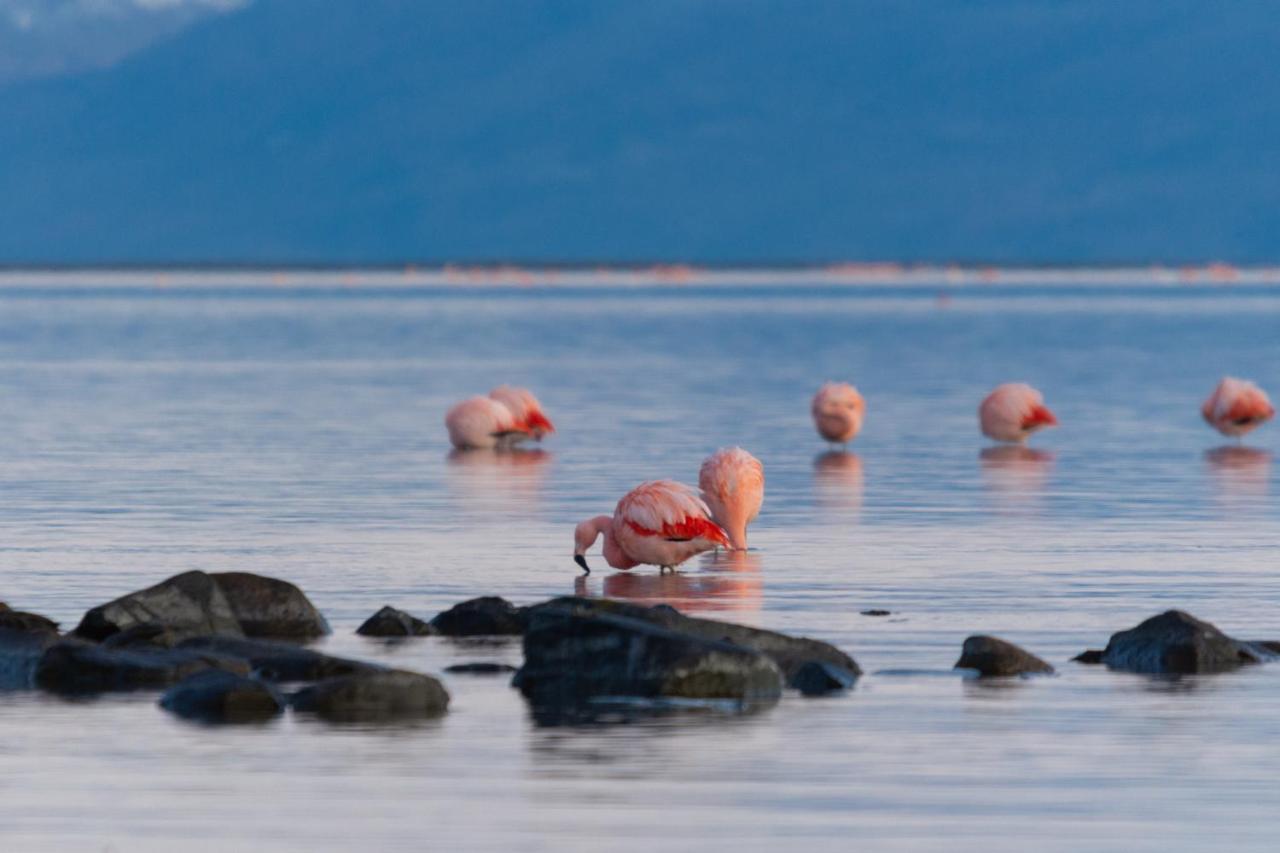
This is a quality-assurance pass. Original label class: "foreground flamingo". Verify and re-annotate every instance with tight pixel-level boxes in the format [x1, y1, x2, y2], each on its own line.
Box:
[573, 480, 729, 574]
[1202, 377, 1275, 438]
[698, 447, 764, 550]
[979, 383, 1058, 443]
[444, 386, 555, 449]
[811, 382, 865, 445]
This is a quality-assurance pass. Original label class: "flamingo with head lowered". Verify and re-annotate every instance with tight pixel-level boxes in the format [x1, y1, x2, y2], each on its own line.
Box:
[573, 480, 729, 574]
[1202, 377, 1274, 438]
[979, 383, 1058, 444]
[444, 386, 555, 449]
[699, 447, 764, 550]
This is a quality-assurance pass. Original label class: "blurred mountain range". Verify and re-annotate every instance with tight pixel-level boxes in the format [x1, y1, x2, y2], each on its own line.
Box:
[0, 0, 1276, 265]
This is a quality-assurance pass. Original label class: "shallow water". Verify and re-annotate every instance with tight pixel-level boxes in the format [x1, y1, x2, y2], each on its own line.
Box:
[1, 280, 1278, 851]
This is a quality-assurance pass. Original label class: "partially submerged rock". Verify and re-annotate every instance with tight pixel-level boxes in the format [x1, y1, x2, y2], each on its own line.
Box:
[789, 660, 859, 696]
[1096, 610, 1270, 675]
[292, 670, 450, 722]
[0, 627, 61, 689]
[444, 662, 516, 675]
[175, 636, 376, 682]
[0, 604, 59, 635]
[73, 571, 243, 643]
[160, 670, 285, 723]
[209, 572, 330, 639]
[357, 605, 434, 637]
[430, 597, 524, 636]
[515, 606, 783, 711]
[34, 640, 249, 695]
[954, 635, 1055, 677]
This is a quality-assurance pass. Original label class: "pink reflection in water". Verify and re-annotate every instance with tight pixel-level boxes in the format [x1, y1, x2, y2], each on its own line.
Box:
[1205, 445, 1271, 502]
[573, 550, 762, 614]
[979, 445, 1054, 511]
[813, 450, 863, 513]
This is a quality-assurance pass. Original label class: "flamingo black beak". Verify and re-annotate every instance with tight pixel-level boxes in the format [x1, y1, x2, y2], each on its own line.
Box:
[574, 554, 590, 574]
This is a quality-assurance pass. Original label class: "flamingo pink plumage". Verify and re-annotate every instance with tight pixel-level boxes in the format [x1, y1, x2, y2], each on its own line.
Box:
[979, 383, 1058, 444]
[444, 386, 555, 449]
[1202, 377, 1274, 437]
[698, 447, 764, 550]
[487, 385, 556, 439]
[811, 382, 865, 445]
[573, 480, 730, 573]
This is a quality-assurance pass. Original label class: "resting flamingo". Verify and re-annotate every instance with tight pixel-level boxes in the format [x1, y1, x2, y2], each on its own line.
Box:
[979, 383, 1058, 444]
[811, 382, 865, 446]
[444, 386, 555, 449]
[1202, 377, 1274, 438]
[573, 480, 729, 574]
[698, 447, 764, 550]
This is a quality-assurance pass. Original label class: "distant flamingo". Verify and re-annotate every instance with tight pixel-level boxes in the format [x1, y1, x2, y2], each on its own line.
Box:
[573, 480, 729, 574]
[444, 386, 555, 449]
[1201, 377, 1274, 438]
[811, 382, 865, 445]
[979, 383, 1058, 444]
[698, 447, 764, 550]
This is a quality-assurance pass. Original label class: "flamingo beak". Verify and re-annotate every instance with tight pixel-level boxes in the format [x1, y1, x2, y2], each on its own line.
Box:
[574, 554, 590, 574]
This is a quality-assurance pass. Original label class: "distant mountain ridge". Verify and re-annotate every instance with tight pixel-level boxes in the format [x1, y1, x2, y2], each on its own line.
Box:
[0, 0, 1276, 264]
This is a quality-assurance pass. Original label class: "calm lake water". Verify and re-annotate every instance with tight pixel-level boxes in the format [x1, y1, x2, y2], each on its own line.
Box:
[1, 279, 1278, 851]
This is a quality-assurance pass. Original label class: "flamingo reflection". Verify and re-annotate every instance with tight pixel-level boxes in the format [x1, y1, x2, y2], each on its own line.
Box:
[1205, 445, 1270, 503]
[445, 448, 551, 510]
[813, 450, 863, 512]
[575, 550, 762, 614]
[979, 445, 1054, 511]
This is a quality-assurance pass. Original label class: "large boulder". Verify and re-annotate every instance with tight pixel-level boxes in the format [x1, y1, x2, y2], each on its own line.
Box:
[209, 572, 330, 639]
[175, 636, 377, 682]
[0, 603, 59, 636]
[954, 635, 1055, 677]
[515, 606, 783, 712]
[160, 670, 286, 723]
[292, 670, 450, 722]
[1097, 610, 1271, 675]
[523, 597, 858, 680]
[429, 597, 524, 636]
[356, 605, 434, 637]
[34, 640, 249, 695]
[72, 571, 243, 642]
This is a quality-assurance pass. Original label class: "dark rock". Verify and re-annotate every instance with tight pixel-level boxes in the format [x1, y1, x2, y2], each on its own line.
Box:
[515, 606, 782, 710]
[34, 639, 250, 695]
[101, 623, 183, 649]
[1073, 649, 1104, 664]
[0, 627, 61, 689]
[789, 660, 859, 696]
[430, 597, 524, 636]
[443, 662, 517, 675]
[860, 609, 892, 617]
[73, 571, 243, 643]
[1099, 610, 1267, 674]
[954, 635, 1055, 677]
[523, 597, 858, 680]
[356, 605, 434, 637]
[292, 670, 449, 722]
[209, 572, 330, 639]
[160, 669, 286, 723]
[0, 605, 59, 635]
[175, 636, 377, 683]
[1249, 640, 1280, 655]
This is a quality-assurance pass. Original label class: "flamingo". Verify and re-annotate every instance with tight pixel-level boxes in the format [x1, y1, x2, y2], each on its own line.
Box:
[698, 447, 764, 550]
[811, 382, 865, 445]
[979, 383, 1058, 444]
[443, 386, 555, 449]
[1202, 377, 1275, 438]
[573, 480, 729, 574]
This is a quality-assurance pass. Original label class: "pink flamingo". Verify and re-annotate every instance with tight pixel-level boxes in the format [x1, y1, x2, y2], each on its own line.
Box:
[1202, 377, 1274, 438]
[573, 480, 729, 574]
[698, 447, 764, 550]
[979, 383, 1058, 443]
[811, 382, 865, 445]
[443, 386, 555, 449]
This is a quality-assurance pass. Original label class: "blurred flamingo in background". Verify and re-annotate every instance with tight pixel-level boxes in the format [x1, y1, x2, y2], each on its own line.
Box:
[979, 383, 1058, 444]
[1202, 377, 1274, 438]
[444, 386, 555, 449]
[698, 447, 764, 550]
[573, 480, 729, 574]
[811, 382, 865, 445]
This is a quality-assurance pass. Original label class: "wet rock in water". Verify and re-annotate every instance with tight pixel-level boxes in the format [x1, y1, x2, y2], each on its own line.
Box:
[292, 670, 449, 722]
[357, 606, 434, 638]
[1073, 649, 1104, 664]
[176, 636, 377, 683]
[0, 628, 62, 689]
[100, 623, 184, 649]
[443, 662, 517, 675]
[34, 640, 250, 695]
[430, 597, 524, 636]
[954, 635, 1055, 677]
[789, 660, 859, 696]
[1249, 640, 1280, 656]
[1098, 610, 1267, 674]
[0, 604, 59, 635]
[860, 609, 892, 617]
[73, 571, 243, 643]
[523, 597, 858, 680]
[516, 606, 783, 710]
[160, 669, 285, 723]
[210, 572, 330, 639]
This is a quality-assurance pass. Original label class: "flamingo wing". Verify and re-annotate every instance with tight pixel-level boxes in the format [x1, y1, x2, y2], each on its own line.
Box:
[617, 480, 730, 546]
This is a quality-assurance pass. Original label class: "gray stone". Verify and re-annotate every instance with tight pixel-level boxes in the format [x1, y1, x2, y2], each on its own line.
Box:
[443, 662, 516, 675]
[430, 597, 524, 636]
[210, 572, 330, 639]
[34, 639, 250, 695]
[73, 571, 243, 642]
[515, 606, 782, 711]
[175, 636, 377, 682]
[954, 635, 1055, 677]
[356, 605, 434, 637]
[1098, 610, 1267, 674]
[292, 670, 450, 722]
[789, 660, 859, 695]
[160, 669, 286, 723]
